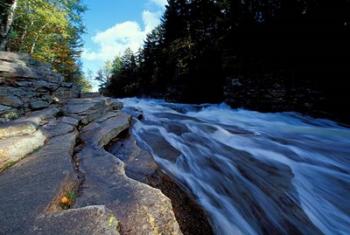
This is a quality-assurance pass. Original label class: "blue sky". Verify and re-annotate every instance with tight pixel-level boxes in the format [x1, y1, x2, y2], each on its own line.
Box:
[81, 0, 167, 89]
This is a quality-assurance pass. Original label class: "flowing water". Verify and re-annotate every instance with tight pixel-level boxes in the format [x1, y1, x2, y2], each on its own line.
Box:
[120, 98, 350, 235]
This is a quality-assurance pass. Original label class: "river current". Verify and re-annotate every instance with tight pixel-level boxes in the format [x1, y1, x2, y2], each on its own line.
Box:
[120, 98, 350, 235]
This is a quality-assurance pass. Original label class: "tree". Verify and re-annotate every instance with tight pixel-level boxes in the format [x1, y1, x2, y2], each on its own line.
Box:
[111, 55, 122, 75]
[107, 48, 140, 97]
[0, 0, 17, 50]
[5, 0, 90, 89]
[103, 0, 350, 122]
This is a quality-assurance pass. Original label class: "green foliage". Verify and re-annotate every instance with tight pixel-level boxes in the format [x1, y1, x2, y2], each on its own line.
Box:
[6, 0, 91, 89]
[96, 54, 126, 93]
[103, 0, 350, 122]
[105, 48, 140, 96]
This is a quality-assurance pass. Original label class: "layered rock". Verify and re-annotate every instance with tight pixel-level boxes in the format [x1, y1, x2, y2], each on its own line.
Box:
[0, 52, 80, 121]
[0, 97, 183, 235]
[0, 111, 79, 234]
[0, 107, 63, 172]
[0, 53, 184, 235]
[65, 98, 182, 234]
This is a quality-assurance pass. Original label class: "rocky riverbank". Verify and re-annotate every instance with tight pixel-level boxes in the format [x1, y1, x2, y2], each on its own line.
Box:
[0, 52, 80, 121]
[107, 129, 213, 235]
[0, 52, 210, 234]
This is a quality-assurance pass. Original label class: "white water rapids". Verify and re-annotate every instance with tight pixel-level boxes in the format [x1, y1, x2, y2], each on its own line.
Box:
[120, 98, 350, 235]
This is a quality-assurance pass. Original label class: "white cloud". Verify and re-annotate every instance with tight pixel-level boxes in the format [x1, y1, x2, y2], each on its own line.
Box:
[150, 0, 168, 8]
[143, 10, 162, 33]
[82, 11, 162, 62]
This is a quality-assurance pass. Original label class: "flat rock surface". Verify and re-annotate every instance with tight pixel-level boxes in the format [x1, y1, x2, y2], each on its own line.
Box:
[0, 130, 46, 171]
[31, 205, 120, 235]
[0, 97, 183, 235]
[0, 131, 78, 235]
[64, 98, 122, 125]
[76, 111, 182, 235]
[80, 111, 130, 147]
[17, 107, 61, 125]
[0, 121, 38, 139]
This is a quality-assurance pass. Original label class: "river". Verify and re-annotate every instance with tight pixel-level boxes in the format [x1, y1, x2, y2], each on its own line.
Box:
[120, 98, 350, 235]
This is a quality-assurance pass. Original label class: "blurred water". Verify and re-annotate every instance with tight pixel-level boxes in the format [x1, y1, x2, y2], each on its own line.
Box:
[121, 98, 350, 235]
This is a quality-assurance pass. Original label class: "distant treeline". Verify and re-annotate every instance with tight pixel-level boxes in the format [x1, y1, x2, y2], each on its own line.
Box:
[0, 0, 91, 91]
[101, 0, 350, 122]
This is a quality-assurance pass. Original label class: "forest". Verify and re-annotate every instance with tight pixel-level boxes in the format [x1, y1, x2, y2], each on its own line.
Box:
[0, 0, 91, 91]
[101, 0, 350, 123]
[1, 1, 350, 234]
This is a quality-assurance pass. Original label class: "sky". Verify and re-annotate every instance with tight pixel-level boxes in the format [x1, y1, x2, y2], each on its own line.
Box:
[81, 0, 167, 89]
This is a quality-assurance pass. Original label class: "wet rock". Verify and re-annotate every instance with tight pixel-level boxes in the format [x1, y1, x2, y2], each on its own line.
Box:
[123, 107, 143, 120]
[109, 99, 123, 110]
[31, 206, 120, 235]
[107, 131, 159, 183]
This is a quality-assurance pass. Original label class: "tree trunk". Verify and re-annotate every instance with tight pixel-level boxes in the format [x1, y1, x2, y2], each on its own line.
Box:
[0, 0, 17, 50]
[19, 20, 33, 51]
[30, 23, 48, 54]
